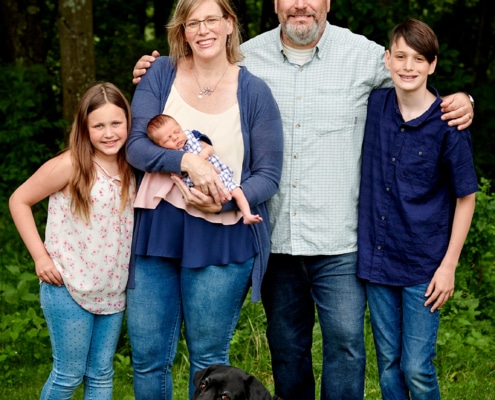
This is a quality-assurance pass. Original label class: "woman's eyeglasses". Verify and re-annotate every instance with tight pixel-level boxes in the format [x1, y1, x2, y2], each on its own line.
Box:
[183, 15, 226, 32]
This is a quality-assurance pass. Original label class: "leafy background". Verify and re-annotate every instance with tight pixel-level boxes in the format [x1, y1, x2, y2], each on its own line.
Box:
[1, 0, 494, 398]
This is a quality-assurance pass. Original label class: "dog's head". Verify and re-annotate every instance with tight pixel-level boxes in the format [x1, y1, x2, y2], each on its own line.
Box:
[192, 364, 276, 400]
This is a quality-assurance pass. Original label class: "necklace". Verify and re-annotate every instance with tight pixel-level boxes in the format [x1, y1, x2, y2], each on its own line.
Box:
[192, 64, 229, 99]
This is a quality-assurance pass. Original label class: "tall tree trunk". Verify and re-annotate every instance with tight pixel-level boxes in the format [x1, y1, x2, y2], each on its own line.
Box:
[58, 0, 95, 135]
[0, 0, 49, 65]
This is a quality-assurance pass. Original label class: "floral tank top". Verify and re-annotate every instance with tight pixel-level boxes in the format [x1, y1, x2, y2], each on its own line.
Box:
[44, 163, 134, 314]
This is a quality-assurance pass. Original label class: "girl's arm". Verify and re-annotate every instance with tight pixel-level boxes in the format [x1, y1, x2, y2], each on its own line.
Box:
[9, 152, 73, 286]
[424, 193, 476, 311]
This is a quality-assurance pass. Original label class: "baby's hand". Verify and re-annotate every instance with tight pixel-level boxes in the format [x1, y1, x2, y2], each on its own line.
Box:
[199, 142, 214, 160]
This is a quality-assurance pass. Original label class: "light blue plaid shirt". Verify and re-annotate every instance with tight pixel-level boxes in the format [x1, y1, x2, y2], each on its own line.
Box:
[240, 23, 392, 255]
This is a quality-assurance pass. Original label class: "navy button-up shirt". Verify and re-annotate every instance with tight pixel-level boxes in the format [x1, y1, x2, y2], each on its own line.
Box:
[357, 87, 478, 286]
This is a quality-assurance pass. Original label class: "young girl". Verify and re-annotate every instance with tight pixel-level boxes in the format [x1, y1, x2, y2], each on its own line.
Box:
[9, 82, 135, 399]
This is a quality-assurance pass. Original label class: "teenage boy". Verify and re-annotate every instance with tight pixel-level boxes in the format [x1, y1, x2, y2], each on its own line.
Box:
[358, 18, 478, 400]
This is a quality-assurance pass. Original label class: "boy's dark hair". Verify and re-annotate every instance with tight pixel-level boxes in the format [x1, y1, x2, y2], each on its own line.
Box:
[389, 18, 439, 63]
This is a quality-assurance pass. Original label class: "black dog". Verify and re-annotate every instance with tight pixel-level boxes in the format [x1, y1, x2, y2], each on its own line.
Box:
[192, 364, 282, 400]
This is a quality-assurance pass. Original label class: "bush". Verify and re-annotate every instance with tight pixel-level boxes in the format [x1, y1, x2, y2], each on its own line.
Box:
[436, 178, 495, 374]
[0, 64, 65, 261]
[0, 64, 63, 384]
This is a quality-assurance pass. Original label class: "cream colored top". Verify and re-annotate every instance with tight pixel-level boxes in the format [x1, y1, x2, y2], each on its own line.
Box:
[164, 85, 244, 183]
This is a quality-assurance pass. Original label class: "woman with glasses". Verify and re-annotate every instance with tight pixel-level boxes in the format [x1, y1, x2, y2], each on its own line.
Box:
[125, 0, 283, 398]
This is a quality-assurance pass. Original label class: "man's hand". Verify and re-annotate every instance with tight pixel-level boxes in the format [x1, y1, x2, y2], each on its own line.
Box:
[132, 50, 160, 85]
[440, 93, 474, 130]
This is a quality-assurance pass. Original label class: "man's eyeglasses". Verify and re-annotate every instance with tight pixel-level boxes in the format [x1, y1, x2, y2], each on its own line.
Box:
[183, 15, 226, 32]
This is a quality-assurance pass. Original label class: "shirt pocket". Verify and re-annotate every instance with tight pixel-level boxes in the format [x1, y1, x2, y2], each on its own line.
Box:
[312, 85, 367, 137]
[397, 147, 437, 187]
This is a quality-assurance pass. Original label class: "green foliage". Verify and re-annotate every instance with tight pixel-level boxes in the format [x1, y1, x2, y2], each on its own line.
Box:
[1, 298, 494, 398]
[461, 179, 495, 267]
[0, 64, 65, 188]
[0, 0, 494, 396]
[0, 64, 62, 386]
[471, 85, 495, 190]
[0, 66, 62, 377]
[0, 308, 50, 383]
[2, 264, 39, 305]
[437, 291, 494, 371]
[435, 178, 495, 377]
[93, 0, 169, 99]
[244, 0, 264, 39]
[230, 300, 273, 383]
[0, 64, 64, 259]
[0, 263, 50, 385]
[456, 178, 495, 319]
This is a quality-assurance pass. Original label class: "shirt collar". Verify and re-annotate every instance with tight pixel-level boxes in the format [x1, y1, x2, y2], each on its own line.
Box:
[394, 85, 443, 128]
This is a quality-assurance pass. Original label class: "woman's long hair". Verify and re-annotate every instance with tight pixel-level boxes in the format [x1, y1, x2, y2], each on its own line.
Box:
[68, 82, 133, 221]
[167, 0, 244, 65]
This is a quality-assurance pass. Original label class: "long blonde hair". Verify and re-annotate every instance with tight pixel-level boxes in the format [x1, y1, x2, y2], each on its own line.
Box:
[167, 0, 244, 66]
[68, 82, 133, 221]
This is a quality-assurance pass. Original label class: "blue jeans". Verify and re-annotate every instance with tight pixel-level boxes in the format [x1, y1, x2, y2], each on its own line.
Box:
[126, 255, 253, 400]
[40, 283, 123, 400]
[366, 282, 440, 400]
[261, 253, 366, 400]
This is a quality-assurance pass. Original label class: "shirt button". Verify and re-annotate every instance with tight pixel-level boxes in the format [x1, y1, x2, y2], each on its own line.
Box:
[386, 187, 390, 192]
[400, 128, 405, 132]
[299, 67, 304, 72]
[418, 151, 423, 156]
[377, 245, 382, 250]
[292, 182, 297, 188]
[292, 211, 297, 216]
[296, 96, 302, 100]
[392, 157, 396, 162]
[381, 216, 386, 220]
[295, 124, 301, 128]
[294, 153, 299, 159]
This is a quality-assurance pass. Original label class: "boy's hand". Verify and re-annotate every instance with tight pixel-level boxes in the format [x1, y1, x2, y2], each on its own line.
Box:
[424, 263, 456, 312]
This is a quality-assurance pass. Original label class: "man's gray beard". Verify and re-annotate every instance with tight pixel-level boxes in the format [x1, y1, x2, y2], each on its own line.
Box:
[282, 21, 320, 46]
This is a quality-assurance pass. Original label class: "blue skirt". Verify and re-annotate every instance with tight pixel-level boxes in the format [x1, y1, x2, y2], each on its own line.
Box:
[134, 200, 258, 268]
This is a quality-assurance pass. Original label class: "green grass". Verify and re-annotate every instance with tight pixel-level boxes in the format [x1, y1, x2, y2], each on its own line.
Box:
[1, 301, 494, 399]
